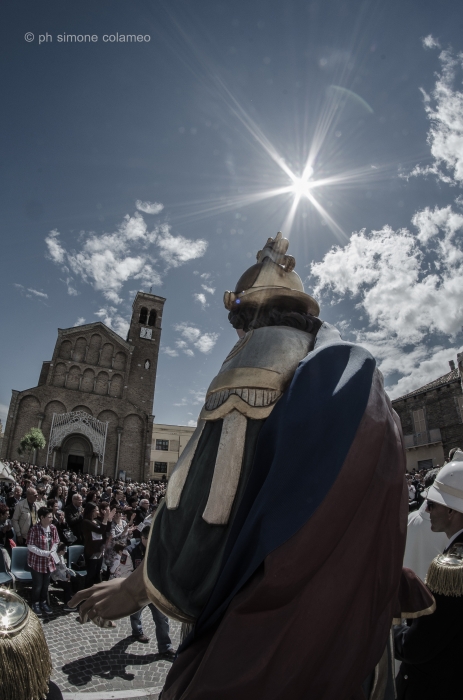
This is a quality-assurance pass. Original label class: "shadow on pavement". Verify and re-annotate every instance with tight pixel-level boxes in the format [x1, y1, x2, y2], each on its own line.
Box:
[61, 636, 166, 686]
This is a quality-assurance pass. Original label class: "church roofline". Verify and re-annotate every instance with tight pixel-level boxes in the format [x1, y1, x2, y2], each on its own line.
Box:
[392, 367, 460, 402]
[57, 322, 132, 350]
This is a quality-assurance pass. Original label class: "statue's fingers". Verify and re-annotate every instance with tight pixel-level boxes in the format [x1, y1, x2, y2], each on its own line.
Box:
[77, 595, 101, 622]
[68, 588, 93, 608]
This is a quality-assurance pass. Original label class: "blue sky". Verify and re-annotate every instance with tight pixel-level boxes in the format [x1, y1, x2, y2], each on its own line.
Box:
[1, 0, 463, 427]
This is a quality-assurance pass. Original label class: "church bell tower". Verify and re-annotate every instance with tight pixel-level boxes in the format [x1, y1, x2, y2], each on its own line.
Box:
[125, 292, 166, 413]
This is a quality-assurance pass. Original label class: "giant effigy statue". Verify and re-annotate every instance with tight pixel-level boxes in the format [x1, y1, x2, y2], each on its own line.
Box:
[72, 232, 426, 699]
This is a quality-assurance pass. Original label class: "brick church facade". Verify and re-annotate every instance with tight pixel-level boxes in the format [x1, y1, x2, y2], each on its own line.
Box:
[1, 292, 165, 481]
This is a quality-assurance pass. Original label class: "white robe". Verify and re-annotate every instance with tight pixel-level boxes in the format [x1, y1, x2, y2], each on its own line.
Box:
[403, 502, 448, 581]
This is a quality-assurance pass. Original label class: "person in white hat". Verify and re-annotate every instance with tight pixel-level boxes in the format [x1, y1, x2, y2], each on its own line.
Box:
[395, 449, 463, 699]
[425, 449, 463, 549]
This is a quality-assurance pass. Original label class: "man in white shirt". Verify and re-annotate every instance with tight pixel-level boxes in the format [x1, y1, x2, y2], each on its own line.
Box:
[395, 450, 463, 699]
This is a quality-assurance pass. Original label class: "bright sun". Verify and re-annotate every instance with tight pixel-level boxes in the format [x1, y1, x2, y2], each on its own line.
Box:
[290, 177, 312, 198]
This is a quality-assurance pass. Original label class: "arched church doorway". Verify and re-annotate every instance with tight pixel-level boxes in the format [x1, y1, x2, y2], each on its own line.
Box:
[60, 434, 93, 472]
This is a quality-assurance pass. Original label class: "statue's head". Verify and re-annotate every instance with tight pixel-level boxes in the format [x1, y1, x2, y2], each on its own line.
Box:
[224, 232, 321, 333]
[0, 588, 52, 700]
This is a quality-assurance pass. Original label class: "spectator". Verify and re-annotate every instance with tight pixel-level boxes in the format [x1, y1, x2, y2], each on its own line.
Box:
[134, 499, 151, 529]
[64, 493, 84, 544]
[111, 509, 135, 544]
[100, 486, 113, 502]
[47, 498, 69, 544]
[84, 490, 98, 505]
[82, 502, 115, 587]
[6, 485, 22, 517]
[128, 525, 175, 655]
[109, 542, 134, 579]
[12, 487, 38, 545]
[26, 506, 59, 616]
[51, 542, 77, 612]
[49, 484, 64, 510]
[36, 488, 47, 508]
[0, 503, 14, 551]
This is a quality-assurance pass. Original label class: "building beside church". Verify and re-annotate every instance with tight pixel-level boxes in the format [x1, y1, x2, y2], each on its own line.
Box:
[391, 353, 463, 471]
[151, 423, 195, 479]
[1, 292, 165, 481]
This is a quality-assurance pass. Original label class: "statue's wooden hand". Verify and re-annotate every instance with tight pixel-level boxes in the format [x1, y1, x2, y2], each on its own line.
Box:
[68, 564, 149, 626]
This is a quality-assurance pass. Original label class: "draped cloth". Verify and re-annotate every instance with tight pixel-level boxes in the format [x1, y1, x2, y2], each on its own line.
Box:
[157, 325, 408, 700]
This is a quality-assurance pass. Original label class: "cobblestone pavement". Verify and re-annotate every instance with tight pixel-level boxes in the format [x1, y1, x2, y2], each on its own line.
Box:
[38, 586, 181, 698]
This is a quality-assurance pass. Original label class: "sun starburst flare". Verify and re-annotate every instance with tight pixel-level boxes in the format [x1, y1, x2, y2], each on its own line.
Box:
[157, 13, 387, 241]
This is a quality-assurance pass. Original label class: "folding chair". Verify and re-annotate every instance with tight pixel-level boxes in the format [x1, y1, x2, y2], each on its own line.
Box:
[67, 545, 87, 578]
[10, 546, 32, 592]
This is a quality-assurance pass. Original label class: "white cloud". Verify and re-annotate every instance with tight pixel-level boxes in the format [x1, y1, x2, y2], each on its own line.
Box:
[188, 420, 197, 427]
[194, 333, 219, 353]
[201, 284, 216, 294]
[310, 206, 463, 397]
[175, 323, 202, 343]
[45, 229, 66, 263]
[156, 224, 208, 268]
[45, 210, 207, 303]
[406, 48, 463, 186]
[174, 389, 205, 409]
[194, 292, 208, 307]
[74, 317, 86, 326]
[135, 200, 164, 215]
[27, 288, 48, 299]
[422, 35, 440, 50]
[94, 307, 130, 338]
[174, 322, 219, 354]
[162, 346, 179, 357]
[14, 283, 48, 300]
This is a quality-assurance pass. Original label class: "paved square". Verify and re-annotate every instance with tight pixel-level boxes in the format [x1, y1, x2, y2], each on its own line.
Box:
[39, 587, 181, 698]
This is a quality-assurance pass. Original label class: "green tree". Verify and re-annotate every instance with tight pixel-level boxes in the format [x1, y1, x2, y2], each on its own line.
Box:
[17, 427, 46, 462]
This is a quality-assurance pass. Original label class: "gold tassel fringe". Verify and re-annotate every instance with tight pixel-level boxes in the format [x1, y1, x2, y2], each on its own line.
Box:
[425, 558, 463, 597]
[0, 609, 52, 700]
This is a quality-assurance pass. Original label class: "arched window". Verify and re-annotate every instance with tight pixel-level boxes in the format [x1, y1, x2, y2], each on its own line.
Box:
[148, 309, 157, 327]
[139, 307, 148, 324]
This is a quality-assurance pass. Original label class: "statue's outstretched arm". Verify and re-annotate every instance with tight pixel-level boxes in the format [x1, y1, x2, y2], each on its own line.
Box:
[68, 563, 149, 626]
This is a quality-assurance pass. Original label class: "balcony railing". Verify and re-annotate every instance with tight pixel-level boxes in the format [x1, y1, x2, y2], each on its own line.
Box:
[403, 428, 442, 449]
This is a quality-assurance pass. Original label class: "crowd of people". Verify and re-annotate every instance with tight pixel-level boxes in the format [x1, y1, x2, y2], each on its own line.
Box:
[2, 449, 463, 698]
[0, 459, 174, 653]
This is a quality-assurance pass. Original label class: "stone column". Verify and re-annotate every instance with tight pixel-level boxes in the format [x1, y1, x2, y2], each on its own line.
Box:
[114, 427, 123, 480]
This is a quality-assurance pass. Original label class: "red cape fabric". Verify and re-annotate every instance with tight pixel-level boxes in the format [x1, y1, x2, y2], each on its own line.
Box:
[162, 370, 408, 700]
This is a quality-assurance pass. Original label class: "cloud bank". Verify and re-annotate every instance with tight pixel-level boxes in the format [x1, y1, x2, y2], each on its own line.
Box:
[45, 204, 208, 305]
[310, 47, 463, 398]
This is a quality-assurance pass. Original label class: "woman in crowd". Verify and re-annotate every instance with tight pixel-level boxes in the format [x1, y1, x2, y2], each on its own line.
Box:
[49, 484, 64, 510]
[111, 509, 136, 544]
[26, 506, 60, 616]
[82, 502, 115, 587]
[85, 490, 98, 506]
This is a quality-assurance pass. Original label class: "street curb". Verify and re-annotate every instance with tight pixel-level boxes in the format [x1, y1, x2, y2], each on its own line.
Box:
[62, 688, 162, 699]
